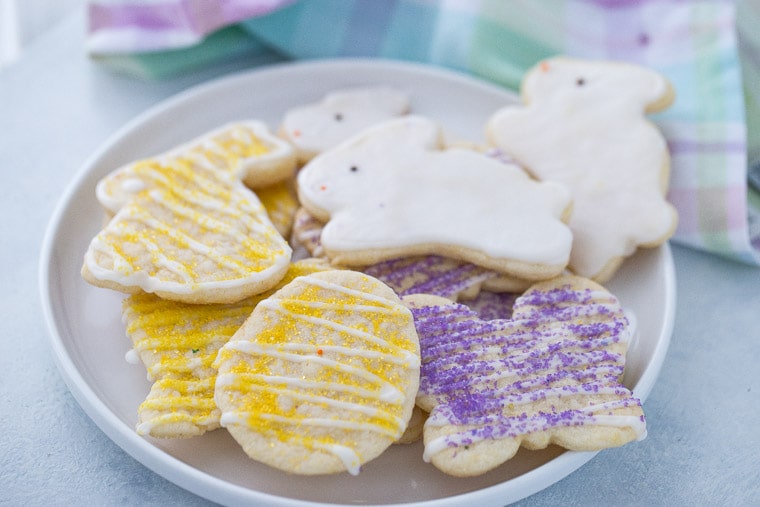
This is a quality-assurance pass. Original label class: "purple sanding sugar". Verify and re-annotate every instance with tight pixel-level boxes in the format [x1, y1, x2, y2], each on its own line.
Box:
[411, 283, 641, 443]
[363, 255, 495, 299]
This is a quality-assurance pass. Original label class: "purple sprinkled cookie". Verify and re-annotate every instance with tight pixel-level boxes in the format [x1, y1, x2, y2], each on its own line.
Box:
[404, 275, 645, 477]
[363, 255, 496, 301]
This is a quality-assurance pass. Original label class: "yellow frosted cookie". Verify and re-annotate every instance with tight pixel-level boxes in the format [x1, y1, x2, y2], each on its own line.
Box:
[255, 179, 299, 238]
[405, 275, 644, 477]
[81, 139, 292, 304]
[123, 259, 333, 438]
[214, 270, 421, 475]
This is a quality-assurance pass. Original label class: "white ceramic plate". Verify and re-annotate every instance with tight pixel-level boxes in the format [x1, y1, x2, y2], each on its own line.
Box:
[39, 59, 675, 507]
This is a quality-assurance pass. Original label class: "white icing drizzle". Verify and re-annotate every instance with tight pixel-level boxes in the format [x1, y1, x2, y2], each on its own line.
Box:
[136, 412, 218, 437]
[256, 301, 420, 368]
[316, 444, 362, 476]
[221, 411, 401, 438]
[85, 156, 291, 294]
[222, 342, 406, 400]
[218, 381, 404, 430]
[215, 272, 419, 474]
[120, 178, 146, 194]
[124, 349, 140, 364]
[423, 405, 645, 463]
[216, 372, 401, 403]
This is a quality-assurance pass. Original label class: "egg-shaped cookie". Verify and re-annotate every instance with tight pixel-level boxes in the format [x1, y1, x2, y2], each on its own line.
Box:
[214, 270, 421, 475]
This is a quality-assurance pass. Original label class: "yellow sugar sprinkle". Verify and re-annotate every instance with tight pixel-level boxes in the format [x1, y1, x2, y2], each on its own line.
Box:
[217, 274, 418, 449]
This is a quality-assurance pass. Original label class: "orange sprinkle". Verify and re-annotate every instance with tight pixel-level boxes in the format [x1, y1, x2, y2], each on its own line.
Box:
[320, 185, 327, 191]
[540, 61, 550, 72]
[292, 129, 301, 137]
[316, 348, 324, 356]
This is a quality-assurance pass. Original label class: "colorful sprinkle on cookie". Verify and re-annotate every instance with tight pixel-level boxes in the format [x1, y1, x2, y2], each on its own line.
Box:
[82, 142, 292, 304]
[214, 270, 420, 475]
[405, 275, 644, 476]
[123, 259, 334, 438]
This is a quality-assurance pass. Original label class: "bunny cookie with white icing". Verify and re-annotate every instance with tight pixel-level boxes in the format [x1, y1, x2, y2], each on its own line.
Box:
[297, 115, 573, 281]
[487, 57, 678, 282]
[280, 87, 410, 163]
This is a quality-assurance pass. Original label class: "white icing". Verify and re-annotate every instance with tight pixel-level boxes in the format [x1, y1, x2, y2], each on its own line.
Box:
[223, 340, 407, 400]
[256, 309, 420, 368]
[136, 412, 218, 437]
[222, 411, 400, 438]
[120, 178, 146, 194]
[487, 57, 677, 279]
[281, 87, 410, 160]
[423, 401, 646, 462]
[124, 348, 140, 364]
[297, 116, 573, 271]
[318, 444, 362, 476]
[216, 372, 400, 403]
[135, 421, 153, 436]
[216, 378, 404, 429]
[223, 340, 415, 383]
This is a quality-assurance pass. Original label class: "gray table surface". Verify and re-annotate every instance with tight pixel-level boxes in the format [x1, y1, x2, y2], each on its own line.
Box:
[2, 7, 759, 507]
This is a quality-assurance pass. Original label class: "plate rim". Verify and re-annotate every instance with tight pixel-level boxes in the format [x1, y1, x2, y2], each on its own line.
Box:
[38, 57, 676, 507]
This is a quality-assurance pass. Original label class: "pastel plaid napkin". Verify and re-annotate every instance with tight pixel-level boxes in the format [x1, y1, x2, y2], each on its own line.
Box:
[86, 0, 760, 266]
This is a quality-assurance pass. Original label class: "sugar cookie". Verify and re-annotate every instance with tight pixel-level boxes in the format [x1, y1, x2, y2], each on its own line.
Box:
[256, 179, 299, 238]
[280, 87, 410, 163]
[123, 259, 334, 438]
[362, 255, 496, 301]
[292, 206, 527, 300]
[82, 139, 292, 304]
[297, 115, 573, 280]
[214, 270, 420, 475]
[405, 275, 644, 477]
[487, 56, 677, 282]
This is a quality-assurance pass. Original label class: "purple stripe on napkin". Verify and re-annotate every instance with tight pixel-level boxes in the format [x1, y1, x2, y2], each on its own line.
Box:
[667, 139, 747, 154]
[89, 4, 184, 32]
[89, 0, 293, 36]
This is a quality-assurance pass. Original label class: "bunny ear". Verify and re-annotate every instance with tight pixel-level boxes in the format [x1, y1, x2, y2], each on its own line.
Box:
[369, 116, 443, 150]
[323, 87, 410, 115]
[521, 56, 574, 103]
[523, 57, 674, 112]
[631, 66, 675, 113]
[333, 115, 442, 153]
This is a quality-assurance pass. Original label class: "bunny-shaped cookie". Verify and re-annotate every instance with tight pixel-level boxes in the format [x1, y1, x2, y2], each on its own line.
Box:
[405, 275, 644, 477]
[82, 123, 294, 304]
[487, 57, 677, 282]
[280, 87, 410, 163]
[297, 115, 573, 281]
